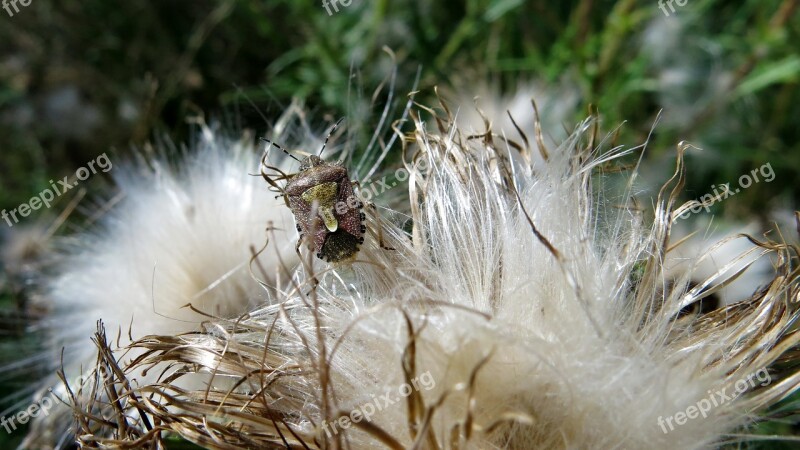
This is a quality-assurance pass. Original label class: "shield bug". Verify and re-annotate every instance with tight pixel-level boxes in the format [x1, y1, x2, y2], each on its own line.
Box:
[260, 119, 367, 263]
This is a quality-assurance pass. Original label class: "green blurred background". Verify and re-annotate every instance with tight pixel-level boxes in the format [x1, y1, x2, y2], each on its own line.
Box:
[0, 0, 798, 447]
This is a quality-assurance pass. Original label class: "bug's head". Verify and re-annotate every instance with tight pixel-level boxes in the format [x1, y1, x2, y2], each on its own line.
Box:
[299, 155, 324, 171]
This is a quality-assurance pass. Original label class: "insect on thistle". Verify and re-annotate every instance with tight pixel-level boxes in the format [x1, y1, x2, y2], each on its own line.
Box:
[260, 119, 367, 263]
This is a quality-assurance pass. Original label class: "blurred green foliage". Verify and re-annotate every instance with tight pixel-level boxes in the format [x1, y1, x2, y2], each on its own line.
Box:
[1, 0, 798, 216]
[0, 0, 798, 447]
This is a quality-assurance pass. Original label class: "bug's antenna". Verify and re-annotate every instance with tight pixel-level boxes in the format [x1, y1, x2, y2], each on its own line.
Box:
[260, 137, 301, 162]
[319, 117, 345, 157]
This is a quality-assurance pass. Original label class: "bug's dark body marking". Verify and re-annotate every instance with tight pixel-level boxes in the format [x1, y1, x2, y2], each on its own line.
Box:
[285, 155, 365, 263]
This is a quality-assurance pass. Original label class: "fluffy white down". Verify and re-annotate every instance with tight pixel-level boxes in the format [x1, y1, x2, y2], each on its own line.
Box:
[24, 122, 302, 447]
[177, 109, 792, 449]
[50, 128, 298, 367]
[37, 102, 799, 449]
[292, 118, 730, 449]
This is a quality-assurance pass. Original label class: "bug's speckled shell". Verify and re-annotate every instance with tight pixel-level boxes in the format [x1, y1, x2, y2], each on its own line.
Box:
[285, 157, 365, 263]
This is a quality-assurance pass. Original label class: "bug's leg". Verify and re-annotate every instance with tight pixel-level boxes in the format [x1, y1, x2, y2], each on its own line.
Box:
[350, 181, 391, 250]
[295, 234, 303, 258]
[260, 154, 291, 208]
[366, 202, 396, 251]
[260, 146, 293, 180]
